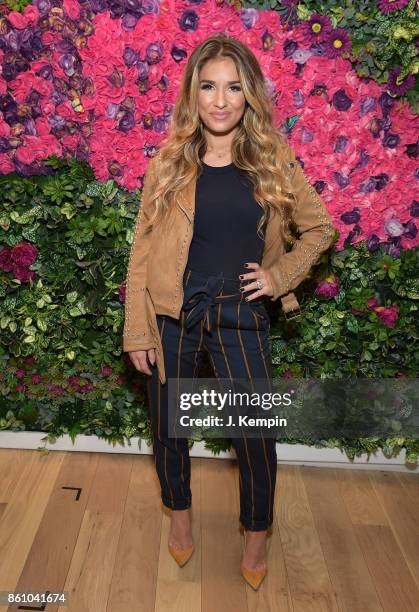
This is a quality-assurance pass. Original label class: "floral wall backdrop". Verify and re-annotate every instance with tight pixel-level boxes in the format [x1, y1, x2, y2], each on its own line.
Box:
[0, 0, 417, 248]
[0, 0, 418, 462]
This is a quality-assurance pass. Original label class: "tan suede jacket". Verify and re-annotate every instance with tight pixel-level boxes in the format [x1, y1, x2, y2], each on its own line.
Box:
[123, 146, 336, 384]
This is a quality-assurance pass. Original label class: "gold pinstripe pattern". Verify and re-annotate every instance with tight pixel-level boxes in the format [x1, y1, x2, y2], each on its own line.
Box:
[157, 316, 166, 441]
[208, 301, 256, 531]
[249, 309, 271, 380]
[173, 266, 192, 503]
[156, 316, 175, 507]
[175, 309, 187, 501]
[193, 315, 204, 377]
[249, 308, 274, 526]
[235, 301, 257, 530]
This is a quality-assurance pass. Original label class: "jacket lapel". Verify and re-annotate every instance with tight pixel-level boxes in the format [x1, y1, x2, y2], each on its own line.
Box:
[177, 177, 195, 224]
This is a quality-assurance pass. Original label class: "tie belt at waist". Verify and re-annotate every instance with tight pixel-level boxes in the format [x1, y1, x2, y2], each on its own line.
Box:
[182, 267, 264, 332]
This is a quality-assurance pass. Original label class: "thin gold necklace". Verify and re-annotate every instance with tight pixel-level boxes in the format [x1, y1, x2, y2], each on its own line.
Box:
[206, 146, 231, 159]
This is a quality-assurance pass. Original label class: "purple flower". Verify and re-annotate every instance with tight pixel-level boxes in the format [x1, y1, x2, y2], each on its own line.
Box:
[377, 0, 409, 13]
[385, 218, 405, 238]
[385, 241, 401, 258]
[388, 66, 415, 96]
[332, 88, 353, 111]
[379, 92, 396, 117]
[406, 142, 418, 158]
[239, 8, 259, 30]
[123, 47, 139, 67]
[301, 13, 333, 44]
[146, 42, 164, 65]
[291, 48, 313, 65]
[324, 28, 351, 59]
[284, 39, 298, 59]
[403, 219, 417, 239]
[179, 9, 199, 32]
[341, 209, 361, 224]
[171, 45, 188, 63]
[334, 135, 349, 153]
[359, 96, 376, 116]
[410, 200, 419, 217]
[361, 173, 390, 192]
[334, 171, 350, 188]
[367, 234, 381, 252]
[383, 131, 400, 148]
[118, 111, 135, 132]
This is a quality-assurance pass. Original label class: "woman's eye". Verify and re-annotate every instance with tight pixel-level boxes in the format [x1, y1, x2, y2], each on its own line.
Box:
[201, 84, 242, 91]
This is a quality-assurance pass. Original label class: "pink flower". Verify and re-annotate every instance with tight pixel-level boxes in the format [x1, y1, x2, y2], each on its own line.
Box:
[13, 266, 36, 283]
[374, 305, 400, 327]
[101, 366, 113, 376]
[315, 276, 340, 298]
[46, 384, 65, 396]
[11, 242, 38, 267]
[79, 382, 95, 393]
[23, 356, 36, 365]
[63, 0, 81, 20]
[6, 5, 39, 29]
[15, 369, 26, 379]
[68, 375, 83, 389]
[377, 0, 409, 13]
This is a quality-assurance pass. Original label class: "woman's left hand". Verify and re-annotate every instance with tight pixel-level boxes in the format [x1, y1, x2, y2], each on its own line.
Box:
[238, 262, 274, 301]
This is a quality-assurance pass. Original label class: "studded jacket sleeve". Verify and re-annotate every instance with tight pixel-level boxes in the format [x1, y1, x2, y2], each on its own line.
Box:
[123, 156, 158, 352]
[267, 146, 336, 301]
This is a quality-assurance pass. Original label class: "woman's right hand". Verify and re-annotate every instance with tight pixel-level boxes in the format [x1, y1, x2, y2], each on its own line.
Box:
[128, 348, 156, 376]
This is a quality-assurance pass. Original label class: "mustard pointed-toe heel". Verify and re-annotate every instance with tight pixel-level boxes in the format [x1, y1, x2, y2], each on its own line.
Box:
[240, 561, 267, 591]
[240, 527, 268, 590]
[168, 543, 194, 567]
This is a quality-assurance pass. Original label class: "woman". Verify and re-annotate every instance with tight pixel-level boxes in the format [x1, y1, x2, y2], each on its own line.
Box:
[123, 34, 335, 590]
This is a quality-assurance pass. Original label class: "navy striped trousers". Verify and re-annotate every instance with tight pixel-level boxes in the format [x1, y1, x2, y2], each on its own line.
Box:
[146, 266, 277, 531]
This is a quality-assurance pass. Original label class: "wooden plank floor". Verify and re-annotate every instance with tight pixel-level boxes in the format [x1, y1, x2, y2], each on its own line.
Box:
[0, 448, 418, 612]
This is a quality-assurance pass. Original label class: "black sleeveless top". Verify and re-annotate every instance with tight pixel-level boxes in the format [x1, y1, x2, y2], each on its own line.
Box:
[185, 162, 267, 278]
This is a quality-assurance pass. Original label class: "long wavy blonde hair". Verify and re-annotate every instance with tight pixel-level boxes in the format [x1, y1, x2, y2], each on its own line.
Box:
[145, 33, 295, 242]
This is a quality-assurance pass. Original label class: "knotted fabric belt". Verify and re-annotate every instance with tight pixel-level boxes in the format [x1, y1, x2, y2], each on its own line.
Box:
[182, 268, 263, 333]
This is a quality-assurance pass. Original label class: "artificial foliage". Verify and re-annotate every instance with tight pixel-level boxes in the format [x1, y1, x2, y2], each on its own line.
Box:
[1, 159, 418, 463]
